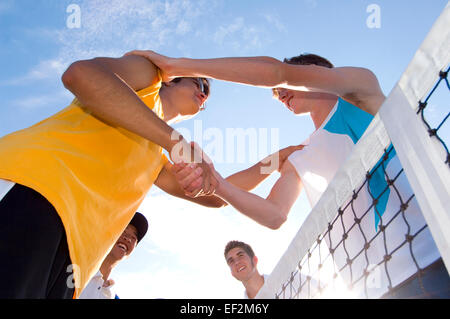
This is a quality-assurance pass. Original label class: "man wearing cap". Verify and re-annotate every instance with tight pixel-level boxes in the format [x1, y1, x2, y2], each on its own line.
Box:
[79, 212, 148, 299]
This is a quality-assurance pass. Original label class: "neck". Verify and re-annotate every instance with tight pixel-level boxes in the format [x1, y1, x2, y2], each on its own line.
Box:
[99, 254, 120, 281]
[159, 89, 177, 124]
[243, 271, 265, 299]
[309, 94, 339, 129]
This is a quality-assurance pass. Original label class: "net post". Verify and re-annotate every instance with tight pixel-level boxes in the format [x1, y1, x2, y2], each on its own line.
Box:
[378, 4, 450, 274]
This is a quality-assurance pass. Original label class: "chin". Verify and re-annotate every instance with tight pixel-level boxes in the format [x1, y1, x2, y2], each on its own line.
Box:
[293, 110, 310, 116]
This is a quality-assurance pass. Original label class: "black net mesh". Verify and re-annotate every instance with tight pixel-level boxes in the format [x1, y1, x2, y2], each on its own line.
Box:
[416, 66, 450, 168]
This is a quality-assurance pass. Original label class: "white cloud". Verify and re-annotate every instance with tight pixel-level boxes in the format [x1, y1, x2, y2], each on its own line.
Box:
[0, 0, 13, 14]
[261, 13, 287, 33]
[1, 58, 67, 86]
[56, 0, 212, 63]
[176, 19, 191, 35]
[1, 0, 214, 93]
[304, 0, 318, 8]
[11, 89, 73, 109]
[213, 17, 265, 52]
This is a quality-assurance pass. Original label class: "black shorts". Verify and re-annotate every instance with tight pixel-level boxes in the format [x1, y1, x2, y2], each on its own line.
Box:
[0, 183, 74, 299]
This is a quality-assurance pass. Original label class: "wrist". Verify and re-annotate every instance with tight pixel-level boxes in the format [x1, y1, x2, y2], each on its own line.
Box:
[215, 177, 230, 198]
[168, 136, 191, 163]
[170, 57, 189, 77]
[173, 57, 201, 78]
[258, 154, 278, 175]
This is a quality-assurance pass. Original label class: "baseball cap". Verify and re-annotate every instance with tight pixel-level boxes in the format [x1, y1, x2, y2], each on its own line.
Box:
[129, 212, 148, 243]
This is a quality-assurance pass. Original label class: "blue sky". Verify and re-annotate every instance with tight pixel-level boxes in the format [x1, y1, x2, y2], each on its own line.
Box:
[0, 0, 448, 298]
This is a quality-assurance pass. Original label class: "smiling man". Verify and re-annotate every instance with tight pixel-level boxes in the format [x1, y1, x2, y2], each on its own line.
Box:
[224, 240, 267, 299]
[79, 212, 148, 299]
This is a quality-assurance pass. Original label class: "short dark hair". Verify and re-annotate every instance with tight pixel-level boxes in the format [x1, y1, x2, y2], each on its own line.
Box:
[224, 240, 255, 260]
[272, 53, 333, 98]
[283, 53, 334, 68]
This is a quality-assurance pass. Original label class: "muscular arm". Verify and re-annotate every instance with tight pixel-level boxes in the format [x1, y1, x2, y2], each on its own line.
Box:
[127, 51, 386, 115]
[61, 54, 218, 193]
[61, 55, 179, 152]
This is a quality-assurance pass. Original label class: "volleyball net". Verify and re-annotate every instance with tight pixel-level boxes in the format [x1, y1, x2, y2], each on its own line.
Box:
[256, 4, 450, 299]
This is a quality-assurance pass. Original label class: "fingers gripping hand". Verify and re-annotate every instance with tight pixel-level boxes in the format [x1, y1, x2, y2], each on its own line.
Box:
[171, 162, 203, 197]
[170, 143, 218, 198]
[190, 142, 217, 197]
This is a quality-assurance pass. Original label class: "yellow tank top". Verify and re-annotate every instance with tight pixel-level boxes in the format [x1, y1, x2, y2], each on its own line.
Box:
[0, 74, 168, 298]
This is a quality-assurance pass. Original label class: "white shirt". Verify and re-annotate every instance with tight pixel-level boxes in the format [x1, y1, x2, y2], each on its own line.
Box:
[243, 274, 269, 299]
[288, 98, 440, 298]
[0, 178, 15, 201]
[78, 271, 116, 299]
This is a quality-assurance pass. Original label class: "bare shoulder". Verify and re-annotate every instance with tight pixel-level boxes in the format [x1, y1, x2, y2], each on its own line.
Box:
[63, 54, 159, 92]
[94, 55, 160, 91]
[333, 67, 386, 115]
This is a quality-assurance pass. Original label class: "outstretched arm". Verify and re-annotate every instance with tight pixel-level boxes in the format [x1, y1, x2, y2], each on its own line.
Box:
[155, 161, 302, 229]
[125, 50, 385, 115]
[171, 143, 304, 196]
[155, 144, 304, 211]
[215, 160, 303, 229]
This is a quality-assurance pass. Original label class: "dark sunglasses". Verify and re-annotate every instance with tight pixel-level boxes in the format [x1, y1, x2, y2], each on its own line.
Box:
[193, 78, 210, 111]
[194, 78, 210, 97]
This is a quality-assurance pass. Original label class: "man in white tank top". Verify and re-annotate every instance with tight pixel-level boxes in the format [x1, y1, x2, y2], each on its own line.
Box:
[127, 50, 448, 298]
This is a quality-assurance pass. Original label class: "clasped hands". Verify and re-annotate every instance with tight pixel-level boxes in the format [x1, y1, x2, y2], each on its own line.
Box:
[170, 142, 220, 198]
[171, 141, 304, 198]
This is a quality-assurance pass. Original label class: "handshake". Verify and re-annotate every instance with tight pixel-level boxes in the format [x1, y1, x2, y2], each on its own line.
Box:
[170, 141, 220, 198]
[169, 138, 304, 199]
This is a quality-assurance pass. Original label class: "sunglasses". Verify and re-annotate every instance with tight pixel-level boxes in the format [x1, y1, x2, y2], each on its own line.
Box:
[193, 78, 210, 111]
[194, 78, 210, 96]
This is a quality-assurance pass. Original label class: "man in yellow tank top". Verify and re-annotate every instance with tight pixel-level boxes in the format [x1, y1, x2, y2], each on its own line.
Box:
[0, 54, 299, 298]
[0, 54, 217, 298]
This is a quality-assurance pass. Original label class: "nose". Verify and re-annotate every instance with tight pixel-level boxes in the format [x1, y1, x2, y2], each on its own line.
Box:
[122, 234, 132, 243]
[277, 89, 289, 102]
[197, 92, 207, 107]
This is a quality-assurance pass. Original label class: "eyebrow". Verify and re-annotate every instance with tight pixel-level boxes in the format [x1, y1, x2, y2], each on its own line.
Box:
[226, 250, 246, 264]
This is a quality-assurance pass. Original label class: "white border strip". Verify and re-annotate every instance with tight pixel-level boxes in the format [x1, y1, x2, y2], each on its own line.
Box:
[257, 3, 450, 299]
[378, 1, 450, 272]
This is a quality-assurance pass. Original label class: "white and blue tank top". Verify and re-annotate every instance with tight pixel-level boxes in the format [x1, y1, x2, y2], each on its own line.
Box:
[288, 97, 440, 297]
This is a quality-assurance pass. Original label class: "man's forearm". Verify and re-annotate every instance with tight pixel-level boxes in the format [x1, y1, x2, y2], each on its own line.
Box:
[215, 178, 286, 230]
[225, 156, 277, 191]
[169, 56, 285, 88]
